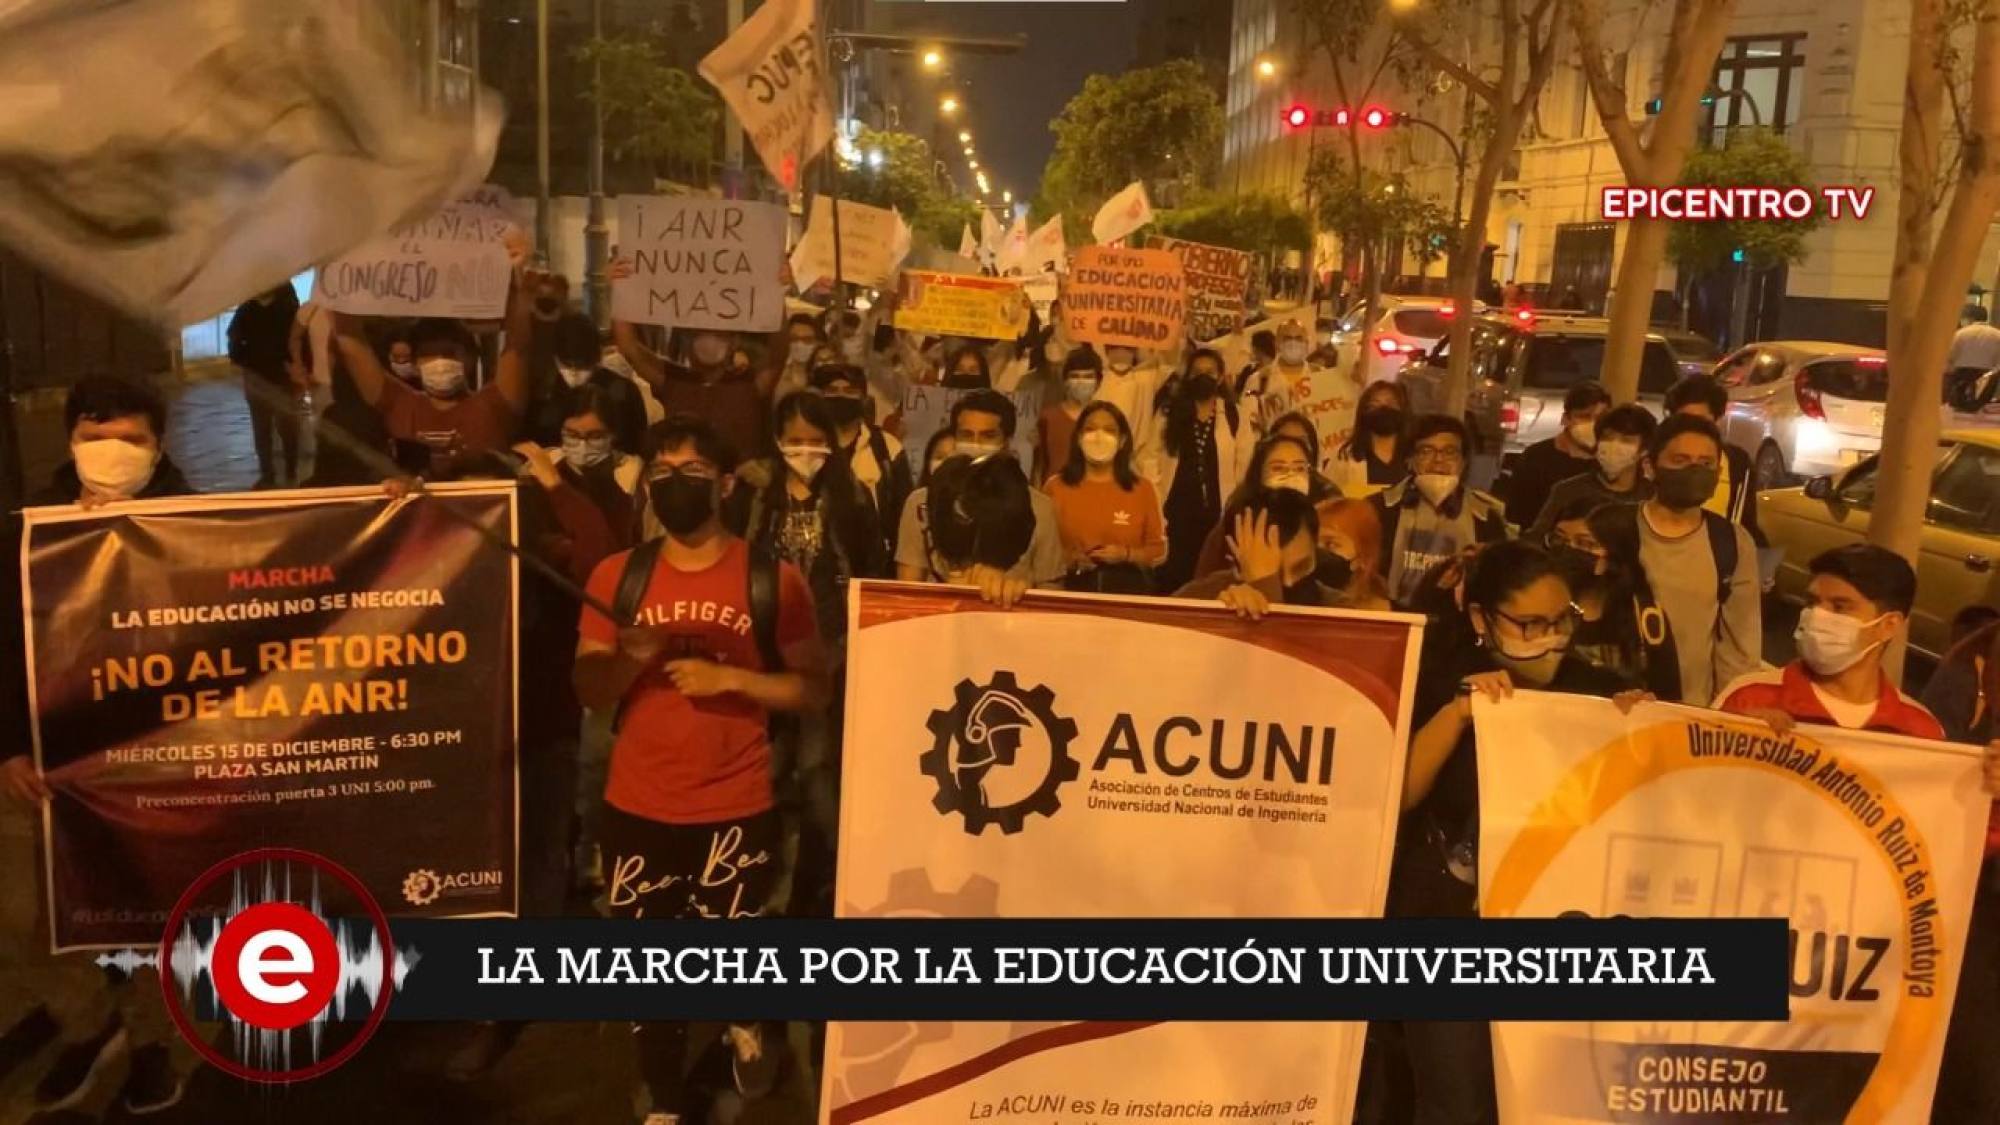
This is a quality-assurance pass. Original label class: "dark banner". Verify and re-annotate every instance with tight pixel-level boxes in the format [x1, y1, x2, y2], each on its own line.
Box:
[23, 484, 519, 949]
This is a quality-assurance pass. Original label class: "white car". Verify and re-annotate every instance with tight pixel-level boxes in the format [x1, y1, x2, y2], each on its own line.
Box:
[1712, 342, 1888, 486]
[1329, 296, 1485, 386]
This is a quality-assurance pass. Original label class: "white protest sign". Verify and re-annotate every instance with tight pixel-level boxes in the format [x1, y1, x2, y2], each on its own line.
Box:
[696, 0, 833, 190]
[789, 196, 906, 290]
[1478, 693, 1986, 1124]
[827, 585, 1425, 1125]
[316, 186, 517, 318]
[1093, 181, 1155, 245]
[896, 383, 1041, 473]
[611, 196, 785, 331]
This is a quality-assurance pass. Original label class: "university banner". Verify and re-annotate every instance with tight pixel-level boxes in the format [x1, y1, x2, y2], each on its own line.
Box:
[825, 583, 1425, 1124]
[1476, 693, 1987, 1123]
[21, 485, 520, 950]
[1061, 245, 1186, 350]
[1151, 236, 1251, 341]
[891, 271, 1031, 341]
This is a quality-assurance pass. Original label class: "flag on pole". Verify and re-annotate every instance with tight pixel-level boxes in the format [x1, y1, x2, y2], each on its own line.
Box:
[958, 223, 977, 259]
[979, 209, 1005, 269]
[698, 0, 834, 191]
[996, 213, 1029, 275]
[0, 0, 502, 327]
[1026, 216, 1068, 274]
[1092, 181, 1155, 246]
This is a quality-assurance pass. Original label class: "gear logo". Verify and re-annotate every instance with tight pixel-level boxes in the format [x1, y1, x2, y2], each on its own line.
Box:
[401, 869, 442, 906]
[922, 672, 1080, 834]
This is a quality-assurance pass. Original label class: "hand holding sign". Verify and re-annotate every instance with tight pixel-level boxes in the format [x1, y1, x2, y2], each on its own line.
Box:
[612, 197, 787, 332]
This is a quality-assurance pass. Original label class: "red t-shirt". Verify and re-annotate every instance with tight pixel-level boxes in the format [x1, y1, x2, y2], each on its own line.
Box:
[580, 538, 816, 824]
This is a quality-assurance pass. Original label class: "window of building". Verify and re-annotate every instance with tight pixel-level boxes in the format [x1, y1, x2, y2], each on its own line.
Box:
[1706, 35, 1805, 145]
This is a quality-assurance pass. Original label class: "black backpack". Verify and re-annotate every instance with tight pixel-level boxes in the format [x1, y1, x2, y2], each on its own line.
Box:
[609, 537, 785, 679]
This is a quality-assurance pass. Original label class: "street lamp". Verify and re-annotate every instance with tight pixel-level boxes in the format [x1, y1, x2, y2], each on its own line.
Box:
[941, 95, 960, 114]
[969, 159, 979, 170]
[964, 146, 975, 157]
[1003, 190, 1012, 203]
[922, 49, 942, 69]
[958, 130, 971, 143]
[1256, 57, 1278, 78]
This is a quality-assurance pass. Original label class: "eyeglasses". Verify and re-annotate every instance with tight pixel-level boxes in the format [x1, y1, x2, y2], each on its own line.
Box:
[1548, 532, 1605, 555]
[561, 429, 611, 444]
[1489, 605, 1582, 641]
[1412, 443, 1465, 466]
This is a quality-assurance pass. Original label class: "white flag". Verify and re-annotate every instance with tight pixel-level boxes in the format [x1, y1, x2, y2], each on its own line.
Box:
[996, 213, 1029, 274]
[0, 0, 501, 327]
[698, 0, 833, 190]
[979, 209, 1005, 268]
[1026, 216, 1068, 274]
[958, 223, 977, 259]
[1092, 181, 1155, 246]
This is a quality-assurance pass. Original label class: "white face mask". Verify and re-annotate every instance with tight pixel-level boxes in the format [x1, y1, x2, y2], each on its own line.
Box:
[1107, 353, 1135, 374]
[1079, 430, 1121, 465]
[1279, 340, 1309, 365]
[558, 363, 595, 389]
[788, 341, 817, 366]
[419, 358, 467, 398]
[1595, 438, 1640, 479]
[1414, 472, 1460, 507]
[1266, 470, 1310, 495]
[840, 336, 867, 362]
[390, 360, 419, 383]
[1066, 376, 1098, 404]
[1566, 420, 1599, 450]
[691, 336, 730, 367]
[561, 434, 614, 469]
[73, 438, 159, 499]
[781, 443, 831, 482]
[956, 440, 1005, 462]
[1795, 607, 1889, 676]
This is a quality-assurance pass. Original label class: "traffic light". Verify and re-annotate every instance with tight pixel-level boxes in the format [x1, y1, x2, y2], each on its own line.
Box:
[1330, 107, 1353, 127]
[1361, 105, 1392, 129]
[1284, 104, 1310, 128]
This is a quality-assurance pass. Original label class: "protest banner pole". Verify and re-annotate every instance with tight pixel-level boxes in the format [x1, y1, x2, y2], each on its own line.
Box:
[822, 7, 848, 309]
[231, 375, 622, 624]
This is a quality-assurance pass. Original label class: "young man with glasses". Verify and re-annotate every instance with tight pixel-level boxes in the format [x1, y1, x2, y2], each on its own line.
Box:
[573, 415, 829, 1125]
[1366, 414, 1507, 609]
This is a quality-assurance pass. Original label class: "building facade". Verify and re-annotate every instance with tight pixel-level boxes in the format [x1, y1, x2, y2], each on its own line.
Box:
[1222, 0, 2000, 347]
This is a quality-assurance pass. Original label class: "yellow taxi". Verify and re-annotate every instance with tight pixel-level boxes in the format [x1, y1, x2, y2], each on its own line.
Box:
[1760, 429, 1999, 661]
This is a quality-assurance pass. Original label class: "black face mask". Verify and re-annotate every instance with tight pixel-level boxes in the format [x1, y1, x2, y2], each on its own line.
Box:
[1550, 545, 1603, 591]
[1186, 374, 1220, 401]
[1313, 550, 1353, 591]
[823, 395, 866, 425]
[1282, 573, 1322, 605]
[1654, 464, 1721, 510]
[1362, 407, 1406, 436]
[650, 475, 716, 537]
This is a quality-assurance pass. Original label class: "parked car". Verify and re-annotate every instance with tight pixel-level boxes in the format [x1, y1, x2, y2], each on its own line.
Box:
[1759, 430, 2000, 662]
[1711, 342, 1888, 487]
[1330, 296, 1485, 386]
[1653, 326, 1724, 379]
[1400, 312, 1680, 459]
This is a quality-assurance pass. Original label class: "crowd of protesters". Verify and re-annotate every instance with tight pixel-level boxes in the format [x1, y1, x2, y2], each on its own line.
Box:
[2, 239, 1999, 1125]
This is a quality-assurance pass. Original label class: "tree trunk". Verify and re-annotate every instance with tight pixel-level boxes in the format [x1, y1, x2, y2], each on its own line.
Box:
[1888, 0, 1948, 363]
[1445, 142, 1511, 417]
[1874, 0, 2000, 681]
[1600, 215, 1669, 401]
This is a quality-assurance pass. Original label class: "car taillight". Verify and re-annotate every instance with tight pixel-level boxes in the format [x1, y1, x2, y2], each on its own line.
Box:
[1439, 301, 1455, 317]
[1375, 337, 1405, 356]
[1501, 395, 1520, 433]
[1794, 369, 1825, 420]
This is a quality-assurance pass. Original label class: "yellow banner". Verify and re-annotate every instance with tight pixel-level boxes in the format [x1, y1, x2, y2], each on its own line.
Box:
[891, 271, 1031, 340]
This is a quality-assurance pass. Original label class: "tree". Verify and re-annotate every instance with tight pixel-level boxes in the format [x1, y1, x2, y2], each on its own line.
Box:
[1570, 0, 1739, 401]
[836, 128, 979, 252]
[1152, 193, 1312, 255]
[1309, 159, 1454, 287]
[1038, 61, 1224, 220]
[1295, 0, 1420, 371]
[1876, 0, 2000, 674]
[574, 36, 719, 171]
[1665, 129, 1821, 272]
[1392, 0, 1562, 413]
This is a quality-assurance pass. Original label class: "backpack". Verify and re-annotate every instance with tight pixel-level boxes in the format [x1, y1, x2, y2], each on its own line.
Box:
[1605, 506, 1739, 699]
[609, 536, 785, 689]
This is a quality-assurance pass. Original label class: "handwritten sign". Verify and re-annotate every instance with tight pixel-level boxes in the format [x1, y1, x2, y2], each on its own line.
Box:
[1152, 236, 1251, 340]
[316, 187, 516, 318]
[1061, 245, 1186, 349]
[611, 196, 786, 332]
[893, 272, 1030, 341]
[898, 383, 1042, 475]
[696, 0, 832, 189]
[789, 196, 905, 290]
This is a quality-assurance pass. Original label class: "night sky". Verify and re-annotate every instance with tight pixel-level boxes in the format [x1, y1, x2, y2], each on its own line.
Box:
[896, 2, 1145, 202]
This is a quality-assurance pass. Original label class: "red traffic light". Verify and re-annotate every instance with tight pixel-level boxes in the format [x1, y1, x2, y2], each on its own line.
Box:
[1332, 107, 1353, 127]
[1284, 105, 1310, 128]
[1361, 106, 1392, 129]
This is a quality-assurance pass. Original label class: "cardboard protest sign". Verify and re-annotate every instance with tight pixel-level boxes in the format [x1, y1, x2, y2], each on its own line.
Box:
[1061, 245, 1186, 349]
[1153, 236, 1252, 340]
[892, 272, 1030, 341]
[897, 384, 1041, 474]
[611, 196, 786, 332]
[1092, 180, 1155, 245]
[789, 196, 906, 290]
[316, 187, 517, 318]
[696, 0, 832, 189]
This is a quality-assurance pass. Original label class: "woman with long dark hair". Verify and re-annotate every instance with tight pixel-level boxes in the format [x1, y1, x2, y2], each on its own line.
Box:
[1336, 380, 1413, 491]
[1191, 431, 1337, 578]
[1145, 349, 1251, 593]
[1046, 401, 1164, 594]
